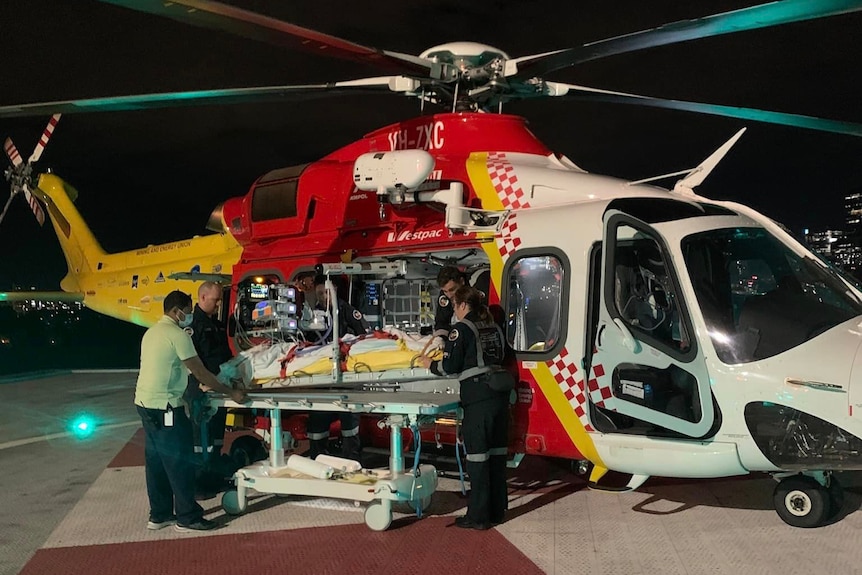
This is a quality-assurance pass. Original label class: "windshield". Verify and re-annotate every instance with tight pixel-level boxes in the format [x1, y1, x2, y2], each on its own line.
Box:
[682, 227, 862, 364]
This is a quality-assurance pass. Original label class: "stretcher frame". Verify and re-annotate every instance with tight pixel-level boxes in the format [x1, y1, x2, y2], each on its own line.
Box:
[209, 387, 460, 530]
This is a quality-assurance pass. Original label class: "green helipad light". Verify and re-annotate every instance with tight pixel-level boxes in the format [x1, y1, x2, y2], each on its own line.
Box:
[71, 415, 96, 438]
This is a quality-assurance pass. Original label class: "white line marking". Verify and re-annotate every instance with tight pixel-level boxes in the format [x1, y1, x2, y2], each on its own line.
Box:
[0, 420, 141, 451]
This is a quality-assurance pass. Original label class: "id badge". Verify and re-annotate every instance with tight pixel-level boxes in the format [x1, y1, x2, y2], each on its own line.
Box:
[164, 410, 174, 427]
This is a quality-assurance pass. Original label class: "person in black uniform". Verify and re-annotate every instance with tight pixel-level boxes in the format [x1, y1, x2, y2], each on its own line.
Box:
[184, 281, 233, 497]
[432, 266, 467, 341]
[420, 286, 511, 530]
[430, 266, 491, 347]
[305, 275, 371, 461]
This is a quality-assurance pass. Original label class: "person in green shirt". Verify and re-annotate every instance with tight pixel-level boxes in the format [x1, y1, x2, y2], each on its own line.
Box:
[134, 290, 246, 532]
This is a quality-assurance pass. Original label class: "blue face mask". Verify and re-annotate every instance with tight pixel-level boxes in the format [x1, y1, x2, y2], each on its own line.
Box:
[178, 309, 194, 328]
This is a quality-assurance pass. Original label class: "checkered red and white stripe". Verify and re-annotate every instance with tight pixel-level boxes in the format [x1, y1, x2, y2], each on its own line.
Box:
[546, 347, 594, 432]
[496, 212, 522, 259]
[487, 151, 529, 211]
[587, 350, 616, 411]
[487, 152, 529, 261]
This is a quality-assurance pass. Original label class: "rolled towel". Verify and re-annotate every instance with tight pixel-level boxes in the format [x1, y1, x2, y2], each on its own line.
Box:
[286, 454, 334, 479]
[315, 454, 362, 472]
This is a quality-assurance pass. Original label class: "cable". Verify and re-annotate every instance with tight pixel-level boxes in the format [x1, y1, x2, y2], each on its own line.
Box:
[454, 437, 467, 496]
[411, 423, 423, 518]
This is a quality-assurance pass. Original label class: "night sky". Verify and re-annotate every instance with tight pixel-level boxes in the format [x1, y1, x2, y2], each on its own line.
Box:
[1, 0, 861, 290]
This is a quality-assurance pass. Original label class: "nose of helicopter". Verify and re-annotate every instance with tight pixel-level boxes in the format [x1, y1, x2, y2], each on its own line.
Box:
[847, 329, 862, 416]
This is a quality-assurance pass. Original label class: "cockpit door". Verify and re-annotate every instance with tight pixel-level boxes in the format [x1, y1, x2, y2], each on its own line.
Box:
[592, 210, 715, 437]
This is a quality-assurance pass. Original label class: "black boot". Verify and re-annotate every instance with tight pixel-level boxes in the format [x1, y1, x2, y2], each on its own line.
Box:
[340, 435, 361, 462]
[306, 439, 328, 460]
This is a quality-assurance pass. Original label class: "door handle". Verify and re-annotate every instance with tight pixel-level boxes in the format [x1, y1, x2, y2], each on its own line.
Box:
[785, 378, 845, 393]
[613, 318, 640, 353]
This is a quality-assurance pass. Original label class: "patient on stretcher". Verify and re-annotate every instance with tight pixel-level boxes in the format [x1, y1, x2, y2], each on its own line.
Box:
[218, 327, 442, 389]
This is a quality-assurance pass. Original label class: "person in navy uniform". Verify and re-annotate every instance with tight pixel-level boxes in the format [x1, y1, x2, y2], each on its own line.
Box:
[184, 281, 233, 497]
[420, 286, 510, 530]
[305, 275, 371, 462]
[432, 266, 467, 340]
[431, 265, 491, 344]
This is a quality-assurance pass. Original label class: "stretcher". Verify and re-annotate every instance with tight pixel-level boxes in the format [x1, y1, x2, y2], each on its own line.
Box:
[209, 386, 460, 531]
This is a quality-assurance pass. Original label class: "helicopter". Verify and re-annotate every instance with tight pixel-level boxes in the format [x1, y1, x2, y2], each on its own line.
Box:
[3, 0, 862, 528]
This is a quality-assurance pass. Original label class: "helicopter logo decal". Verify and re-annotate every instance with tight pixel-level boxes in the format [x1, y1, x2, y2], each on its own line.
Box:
[387, 121, 445, 151]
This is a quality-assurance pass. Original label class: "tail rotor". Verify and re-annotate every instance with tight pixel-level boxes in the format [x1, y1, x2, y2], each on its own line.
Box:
[1, 113, 60, 228]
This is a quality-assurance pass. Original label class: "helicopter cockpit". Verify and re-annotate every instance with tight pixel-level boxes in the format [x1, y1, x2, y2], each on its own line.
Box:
[682, 227, 862, 364]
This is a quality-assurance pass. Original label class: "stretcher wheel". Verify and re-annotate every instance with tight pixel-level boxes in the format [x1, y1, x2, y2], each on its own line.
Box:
[222, 489, 247, 515]
[364, 502, 392, 531]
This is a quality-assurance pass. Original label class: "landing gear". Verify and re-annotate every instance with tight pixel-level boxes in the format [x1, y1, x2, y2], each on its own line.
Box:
[773, 473, 842, 528]
[573, 459, 591, 475]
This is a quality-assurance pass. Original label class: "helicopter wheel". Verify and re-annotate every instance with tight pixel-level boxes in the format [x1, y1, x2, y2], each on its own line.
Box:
[773, 475, 830, 528]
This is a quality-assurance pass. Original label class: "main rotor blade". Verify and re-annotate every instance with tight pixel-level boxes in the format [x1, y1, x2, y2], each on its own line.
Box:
[98, 0, 431, 77]
[512, 0, 862, 80]
[0, 78, 401, 119]
[547, 82, 862, 138]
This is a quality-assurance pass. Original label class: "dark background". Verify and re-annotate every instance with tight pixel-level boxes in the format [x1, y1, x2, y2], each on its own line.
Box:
[0, 0, 861, 373]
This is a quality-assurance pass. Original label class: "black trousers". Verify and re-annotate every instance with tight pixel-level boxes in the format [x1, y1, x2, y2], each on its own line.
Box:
[306, 411, 361, 461]
[186, 380, 227, 460]
[462, 398, 509, 524]
[136, 405, 204, 525]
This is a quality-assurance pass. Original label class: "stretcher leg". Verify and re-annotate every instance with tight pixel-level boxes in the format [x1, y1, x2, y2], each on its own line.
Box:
[269, 407, 284, 467]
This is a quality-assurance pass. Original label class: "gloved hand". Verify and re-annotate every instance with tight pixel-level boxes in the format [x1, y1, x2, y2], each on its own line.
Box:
[427, 336, 445, 352]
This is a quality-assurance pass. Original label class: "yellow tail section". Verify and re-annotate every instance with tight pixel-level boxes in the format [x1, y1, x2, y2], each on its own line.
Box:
[33, 173, 243, 327]
[34, 174, 106, 293]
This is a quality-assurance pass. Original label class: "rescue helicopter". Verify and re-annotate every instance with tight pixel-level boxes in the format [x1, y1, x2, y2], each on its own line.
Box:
[4, 0, 862, 528]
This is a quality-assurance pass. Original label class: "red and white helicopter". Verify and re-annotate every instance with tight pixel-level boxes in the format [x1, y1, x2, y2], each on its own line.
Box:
[4, 0, 862, 528]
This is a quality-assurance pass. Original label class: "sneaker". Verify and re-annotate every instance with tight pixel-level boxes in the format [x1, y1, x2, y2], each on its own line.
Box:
[146, 516, 176, 530]
[175, 518, 218, 532]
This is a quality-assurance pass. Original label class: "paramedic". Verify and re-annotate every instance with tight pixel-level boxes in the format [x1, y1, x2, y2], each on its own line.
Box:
[304, 275, 371, 462]
[419, 286, 510, 530]
[432, 266, 468, 340]
[135, 290, 246, 532]
[432, 266, 491, 344]
[185, 281, 232, 496]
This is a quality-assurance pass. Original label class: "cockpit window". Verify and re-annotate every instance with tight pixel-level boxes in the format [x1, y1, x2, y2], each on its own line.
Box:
[682, 227, 862, 364]
[612, 225, 690, 355]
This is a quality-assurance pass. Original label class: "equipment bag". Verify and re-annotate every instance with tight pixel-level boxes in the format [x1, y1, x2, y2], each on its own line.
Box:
[460, 319, 516, 393]
[485, 367, 516, 392]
